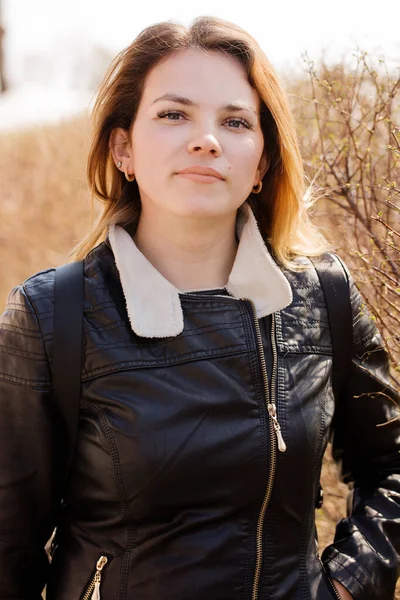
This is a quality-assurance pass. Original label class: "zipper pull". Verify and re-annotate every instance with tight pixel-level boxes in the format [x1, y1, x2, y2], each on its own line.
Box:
[268, 403, 287, 452]
[91, 556, 108, 600]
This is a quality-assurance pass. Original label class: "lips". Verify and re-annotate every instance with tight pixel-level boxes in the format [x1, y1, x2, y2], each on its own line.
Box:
[176, 166, 224, 180]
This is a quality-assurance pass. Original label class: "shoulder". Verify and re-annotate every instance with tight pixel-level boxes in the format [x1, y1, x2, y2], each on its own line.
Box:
[282, 251, 352, 300]
[0, 269, 57, 388]
[2, 241, 115, 334]
[281, 252, 377, 352]
[22, 241, 114, 301]
[21, 266, 57, 317]
[0, 243, 118, 387]
[1, 267, 56, 335]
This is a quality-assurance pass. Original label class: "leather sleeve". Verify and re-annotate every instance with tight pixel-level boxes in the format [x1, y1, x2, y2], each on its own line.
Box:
[321, 267, 400, 600]
[0, 281, 58, 599]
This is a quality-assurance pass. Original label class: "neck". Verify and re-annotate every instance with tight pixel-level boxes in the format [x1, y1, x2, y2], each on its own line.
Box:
[133, 205, 238, 291]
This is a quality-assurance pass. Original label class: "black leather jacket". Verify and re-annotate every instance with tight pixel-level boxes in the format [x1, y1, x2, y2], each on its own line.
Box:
[0, 240, 399, 600]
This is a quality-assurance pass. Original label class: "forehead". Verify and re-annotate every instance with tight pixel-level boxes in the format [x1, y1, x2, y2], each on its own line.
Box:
[140, 48, 260, 110]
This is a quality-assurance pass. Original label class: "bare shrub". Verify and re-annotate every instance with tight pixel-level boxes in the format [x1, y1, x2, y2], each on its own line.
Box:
[288, 53, 400, 597]
[290, 51, 400, 385]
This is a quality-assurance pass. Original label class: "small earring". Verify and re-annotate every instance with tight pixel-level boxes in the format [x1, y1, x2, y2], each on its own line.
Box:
[117, 161, 122, 168]
[125, 171, 135, 183]
[252, 181, 262, 194]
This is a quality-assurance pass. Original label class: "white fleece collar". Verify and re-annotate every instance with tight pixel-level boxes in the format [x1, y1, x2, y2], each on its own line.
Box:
[108, 203, 293, 338]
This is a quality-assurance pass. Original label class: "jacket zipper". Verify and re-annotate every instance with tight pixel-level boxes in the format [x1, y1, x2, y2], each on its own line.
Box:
[316, 554, 342, 600]
[242, 299, 286, 600]
[81, 555, 109, 600]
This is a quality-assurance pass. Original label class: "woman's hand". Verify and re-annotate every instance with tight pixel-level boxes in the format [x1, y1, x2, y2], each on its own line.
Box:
[331, 579, 354, 600]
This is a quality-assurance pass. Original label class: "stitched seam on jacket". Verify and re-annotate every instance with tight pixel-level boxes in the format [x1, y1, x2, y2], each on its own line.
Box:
[174, 322, 244, 336]
[0, 371, 50, 389]
[82, 347, 249, 381]
[81, 401, 136, 599]
[0, 322, 43, 337]
[180, 296, 239, 305]
[85, 344, 248, 362]
[0, 344, 44, 359]
[85, 324, 245, 354]
[290, 285, 320, 290]
[278, 347, 333, 355]
[285, 301, 325, 308]
[281, 321, 327, 328]
[22, 269, 54, 286]
[4, 302, 47, 314]
[327, 554, 365, 590]
[85, 320, 126, 332]
[22, 283, 52, 372]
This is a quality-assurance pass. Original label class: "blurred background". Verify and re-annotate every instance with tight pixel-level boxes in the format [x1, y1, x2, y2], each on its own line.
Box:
[0, 1, 399, 593]
[1, 0, 399, 130]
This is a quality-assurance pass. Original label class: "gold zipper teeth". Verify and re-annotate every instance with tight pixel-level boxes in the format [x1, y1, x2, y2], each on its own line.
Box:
[317, 555, 342, 600]
[329, 581, 343, 600]
[252, 416, 277, 600]
[270, 314, 278, 399]
[242, 300, 280, 600]
[82, 580, 96, 600]
[81, 556, 108, 600]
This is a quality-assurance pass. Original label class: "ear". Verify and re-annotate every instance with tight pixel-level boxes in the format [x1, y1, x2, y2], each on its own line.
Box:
[109, 128, 133, 170]
[255, 150, 270, 184]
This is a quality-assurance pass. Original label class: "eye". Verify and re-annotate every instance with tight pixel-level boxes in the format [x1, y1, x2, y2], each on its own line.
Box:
[157, 110, 185, 120]
[225, 117, 253, 130]
[156, 110, 253, 130]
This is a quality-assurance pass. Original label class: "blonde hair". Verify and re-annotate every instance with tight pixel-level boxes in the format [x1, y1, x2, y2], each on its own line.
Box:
[71, 16, 328, 268]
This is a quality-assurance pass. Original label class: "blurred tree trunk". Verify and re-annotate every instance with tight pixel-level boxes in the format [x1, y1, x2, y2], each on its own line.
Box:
[0, 0, 7, 93]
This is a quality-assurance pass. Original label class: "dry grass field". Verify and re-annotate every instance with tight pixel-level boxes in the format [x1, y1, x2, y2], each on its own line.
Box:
[0, 111, 398, 598]
[0, 116, 92, 296]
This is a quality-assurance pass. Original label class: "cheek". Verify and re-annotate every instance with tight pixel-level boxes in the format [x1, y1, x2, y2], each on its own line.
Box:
[132, 125, 183, 179]
[135, 121, 182, 154]
[229, 137, 263, 178]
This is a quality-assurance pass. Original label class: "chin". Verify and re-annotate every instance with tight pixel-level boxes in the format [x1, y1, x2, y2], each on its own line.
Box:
[171, 197, 237, 219]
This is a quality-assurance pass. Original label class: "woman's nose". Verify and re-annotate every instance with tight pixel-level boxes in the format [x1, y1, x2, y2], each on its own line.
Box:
[187, 132, 222, 156]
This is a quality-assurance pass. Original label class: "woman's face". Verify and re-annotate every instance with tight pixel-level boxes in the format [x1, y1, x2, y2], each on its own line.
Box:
[114, 48, 268, 219]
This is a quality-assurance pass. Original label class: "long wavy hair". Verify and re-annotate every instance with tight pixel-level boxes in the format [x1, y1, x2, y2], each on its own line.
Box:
[71, 16, 328, 268]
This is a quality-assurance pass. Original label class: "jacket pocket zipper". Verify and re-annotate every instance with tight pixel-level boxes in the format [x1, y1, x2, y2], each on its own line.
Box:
[81, 555, 109, 600]
[316, 553, 342, 600]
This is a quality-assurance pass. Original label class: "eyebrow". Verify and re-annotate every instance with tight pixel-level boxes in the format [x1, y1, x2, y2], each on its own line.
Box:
[151, 93, 258, 115]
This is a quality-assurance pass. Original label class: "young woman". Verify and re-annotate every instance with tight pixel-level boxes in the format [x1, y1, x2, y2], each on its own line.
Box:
[0, 16, 399, 600]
